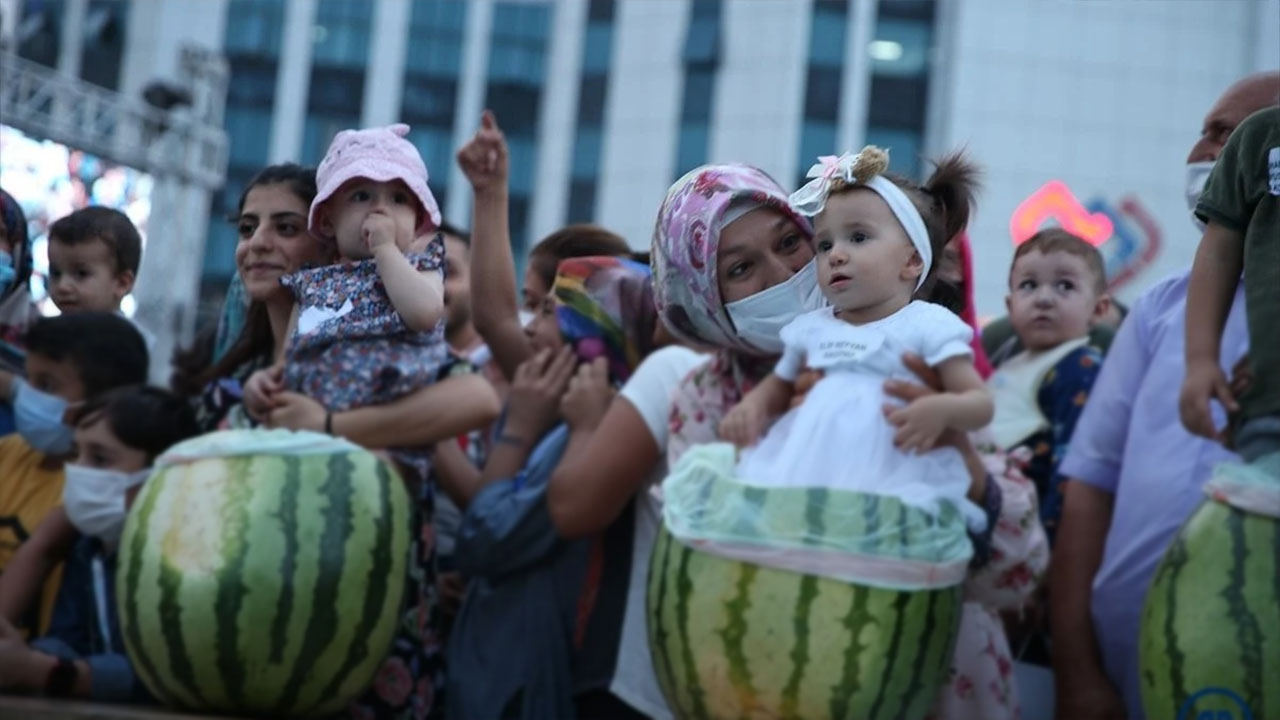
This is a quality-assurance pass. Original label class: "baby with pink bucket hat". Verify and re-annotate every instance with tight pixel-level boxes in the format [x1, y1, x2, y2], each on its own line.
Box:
[244, 123, 449, 483]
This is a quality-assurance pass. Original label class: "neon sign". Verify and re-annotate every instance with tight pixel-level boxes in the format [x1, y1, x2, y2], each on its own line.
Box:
[1010, 181, 1162, 292]
[1010, 180, 1113, 247]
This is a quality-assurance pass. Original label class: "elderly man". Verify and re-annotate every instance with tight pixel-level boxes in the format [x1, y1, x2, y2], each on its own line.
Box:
[1050, 71, 1280, 720]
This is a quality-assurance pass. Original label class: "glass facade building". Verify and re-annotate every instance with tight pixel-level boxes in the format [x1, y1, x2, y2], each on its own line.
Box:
[673, 0, 721, 180]
[796, 0, 850, 188]
[865, 0, 935, 179]
[483, 1, 551, 256]
[400, 0, 468, 214]
[566, 0, 617, 223]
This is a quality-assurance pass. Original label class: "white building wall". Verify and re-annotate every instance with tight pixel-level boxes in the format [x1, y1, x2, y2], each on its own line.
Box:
[362, 0, 412, 128]
[268, 0, 317, 163]
[708, 0, 810, 186]
[938, 0, 1278, 317]
[597, 0, 690, 250]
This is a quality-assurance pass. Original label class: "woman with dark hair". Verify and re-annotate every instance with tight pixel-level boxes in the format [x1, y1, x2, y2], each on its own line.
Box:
[172, 162, 499, 720]
[0, 188, 38, 434]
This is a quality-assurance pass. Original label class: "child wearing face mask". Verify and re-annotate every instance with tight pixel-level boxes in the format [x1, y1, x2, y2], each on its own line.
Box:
[708, 148, 992, 528]
[0, 313, 148, 636]
[244, 123, 447, 484]
[987, 229, 1110, 542]
[0, 385, 198, 702]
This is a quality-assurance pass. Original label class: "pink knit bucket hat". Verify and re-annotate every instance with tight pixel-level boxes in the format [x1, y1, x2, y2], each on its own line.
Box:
[309, 123, 442, 235]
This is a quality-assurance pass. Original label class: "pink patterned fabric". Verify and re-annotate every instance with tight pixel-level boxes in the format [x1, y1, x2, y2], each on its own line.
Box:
[652, 164, 812, 465]
[310, 123, 442, 234]
[928, 435, 1050, 720]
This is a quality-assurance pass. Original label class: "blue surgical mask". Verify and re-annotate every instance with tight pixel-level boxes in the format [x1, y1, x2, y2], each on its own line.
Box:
[14, 378, 75, 455]
[0, 250, 15, 296]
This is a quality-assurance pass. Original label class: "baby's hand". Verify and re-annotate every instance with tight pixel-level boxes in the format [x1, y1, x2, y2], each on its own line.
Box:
[720, 399, 768, 448]
[363, 212, 397, 251]
[884, 395, 948, 454]
[1179, 360, 1236, 442]
[244, 364, 284, 421]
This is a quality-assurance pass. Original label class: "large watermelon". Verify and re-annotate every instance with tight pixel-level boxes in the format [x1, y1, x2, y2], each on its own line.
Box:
[647, 526, 962, 720]
[1139, 498, 1280, 720]
[117, 429, 411, 717]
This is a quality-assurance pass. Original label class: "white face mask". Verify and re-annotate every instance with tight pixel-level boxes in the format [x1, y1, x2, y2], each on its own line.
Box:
[63, 465, 151, 548]
[724, 259, 826, 354]
[1185, 161, 1215, 232]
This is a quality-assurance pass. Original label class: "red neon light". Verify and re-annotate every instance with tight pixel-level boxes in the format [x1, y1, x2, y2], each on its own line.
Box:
[1009, 180, 1114, 247]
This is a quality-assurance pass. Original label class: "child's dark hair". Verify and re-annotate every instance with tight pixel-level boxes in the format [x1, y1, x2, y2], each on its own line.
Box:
[1013, 228, 1108, 294]
[26, 312, 148, 397]
[76, 386, 199, 464]
[529, 225, 631, 290]
[838, 147, 981, 296]
[47, 206, 143, 276]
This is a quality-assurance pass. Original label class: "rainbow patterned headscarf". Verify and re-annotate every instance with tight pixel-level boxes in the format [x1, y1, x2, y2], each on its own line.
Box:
[553, 256, 656, 385]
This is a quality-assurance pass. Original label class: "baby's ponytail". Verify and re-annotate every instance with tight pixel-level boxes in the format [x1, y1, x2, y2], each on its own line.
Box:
[922, 151, 981, 245]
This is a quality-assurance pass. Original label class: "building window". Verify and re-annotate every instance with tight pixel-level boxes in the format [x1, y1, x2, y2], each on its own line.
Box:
[485, 1, 551, 255]
[795, 0, 849, 187]
[203, 0, 285, 296]
[673, 0, 722, 179]
[865, 1, 936, 179]
[401, 0, 467, 214]
[566, 0, 616, 223]
[302, 0, 372, 164]
[16, 0, 64, 70]
[79, 0, 127, 90]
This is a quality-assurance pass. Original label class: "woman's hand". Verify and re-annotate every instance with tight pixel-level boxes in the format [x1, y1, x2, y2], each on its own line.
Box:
[456, 111, 509, 195]
[244, 363, 284, 420]
[504, 347, 577, 441]
[882, 353, 970, 453]
[560, 358, 614, 430]
[265, 391, 327, 433]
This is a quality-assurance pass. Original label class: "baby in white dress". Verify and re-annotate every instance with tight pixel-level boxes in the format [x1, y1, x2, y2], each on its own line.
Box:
[720, 147, 994, 526]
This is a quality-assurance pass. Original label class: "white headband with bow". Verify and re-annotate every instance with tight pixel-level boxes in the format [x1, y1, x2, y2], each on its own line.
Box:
[789, 151, 933, 291]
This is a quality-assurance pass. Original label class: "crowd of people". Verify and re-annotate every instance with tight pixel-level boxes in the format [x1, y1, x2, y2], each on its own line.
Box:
[0, 68, 1275, 720]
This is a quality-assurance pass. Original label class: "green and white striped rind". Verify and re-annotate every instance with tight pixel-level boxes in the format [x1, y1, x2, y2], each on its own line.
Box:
[1139, 499, 1280, 720]
[647, 526, 961, 720]
[117, 443, 410, 718]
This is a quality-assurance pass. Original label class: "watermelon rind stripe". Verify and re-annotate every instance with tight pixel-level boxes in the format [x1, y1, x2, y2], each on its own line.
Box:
[779, 574, 818, 717]
[158, 559, 207, 707]
[866, 591, 909, 720]
[829, 584, 872, 719]
[268, 455, 303, 663]
[213, 458, 253, 708]
[307, 460, 400, 716]
[899, 588, 939, 719]
[803, 487, 827, 547]
[120, 474, 179, 706]
[1160, 534, 1189, 706]
[719, 562, 758, 709]
[1225, 508, 1264, 713]
[674, 543, 709, 720]
[274, 452, 355, 715]
[649, 529, 680, 709]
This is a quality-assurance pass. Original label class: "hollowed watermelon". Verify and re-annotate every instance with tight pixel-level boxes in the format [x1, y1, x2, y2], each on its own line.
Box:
[647, 526, 962, 720]
[116, 430, 410, 717]
[1139, 498, 1280, 720]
